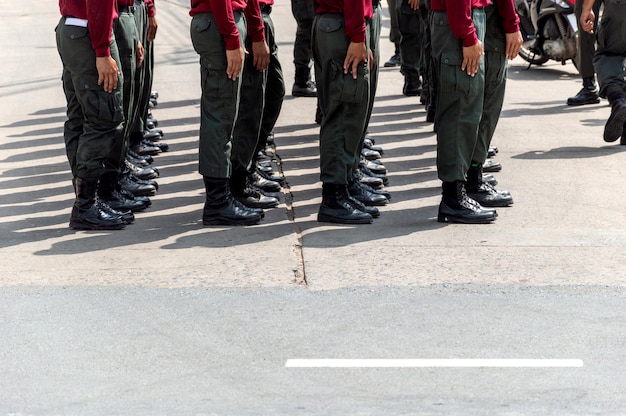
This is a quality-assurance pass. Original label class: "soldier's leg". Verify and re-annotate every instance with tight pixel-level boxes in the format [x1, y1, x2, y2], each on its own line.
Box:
[567, 0, 601, 106]
[398, 0, 422, 96]
[593, 2, 626, 143]
[466, 4, 513, 207]
[56, 18, 126, 229]
[383, 0, 401, 67]
[432, 9, 495, 223]
[291, 0, 317, 97]
[314, 13, 373, 224]
[191, 12, 262, 225]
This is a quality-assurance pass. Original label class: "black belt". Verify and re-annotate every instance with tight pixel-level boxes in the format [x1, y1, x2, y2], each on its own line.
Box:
[261, 4, 272, 14]
[118, 5, 135, 13]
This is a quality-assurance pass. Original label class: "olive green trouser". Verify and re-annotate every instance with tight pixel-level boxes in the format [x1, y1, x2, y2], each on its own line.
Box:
[419, 3, 432, 95]
[291, 0, 315, 71]
[358, 2, 381, 159]
[56, 17, 124, 181]
[257, 12, 286, 155]
[313, 13, 371, 185]
[191, 12, 245, 178]
[386, 0, 400, 45]
[397, 0, 422, 76]
[232, 10, 286, 179]
[472, 4, 508, 165]
[593, 0, 626, 98]
[431, 9, 485, 183]
[131, 0, 154, 142]
[105, 11, 138, 175]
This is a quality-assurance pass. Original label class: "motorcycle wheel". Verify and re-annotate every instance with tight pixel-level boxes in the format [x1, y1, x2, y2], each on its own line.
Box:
[518, 44, 550, 66]
[518, 24, 550, 66]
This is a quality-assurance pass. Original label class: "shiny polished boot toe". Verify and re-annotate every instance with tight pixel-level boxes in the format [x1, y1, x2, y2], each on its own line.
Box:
[567, 86, 600, 106]
[317, 184, 373, 224]
[348, 181, 388, 207]
[467, 183, 513, 207]
[437, 181, 497, 224]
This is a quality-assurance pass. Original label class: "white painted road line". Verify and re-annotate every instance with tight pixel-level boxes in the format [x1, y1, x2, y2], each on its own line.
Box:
[285, 359, 584, 368]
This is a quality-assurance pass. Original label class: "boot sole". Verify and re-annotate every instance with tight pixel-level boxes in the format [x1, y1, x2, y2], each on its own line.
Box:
[317, 213, 373, 224]
[467, 196, 513, 208]
[604, 106, 626, 142]
[567, 98, 600, 106]
[70, 222, 126, 230]
[437, 213, 497, 224]
[203, 217, 261, 226]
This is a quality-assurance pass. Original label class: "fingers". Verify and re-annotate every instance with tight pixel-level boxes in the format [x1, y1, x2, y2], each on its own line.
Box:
[147, 28, 156, 42]
[461, 57, 479, 77]
[96, 56, 119, 93]
[101, 71, 118, 93]
[251, 41, 270, 71]
[254, 54, 269, 71]
[580, 12, 595, 34]
[226, 48, 244, 80]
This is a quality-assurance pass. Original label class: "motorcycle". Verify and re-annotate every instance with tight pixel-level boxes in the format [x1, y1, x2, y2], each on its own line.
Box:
[515, 0, 578, 67]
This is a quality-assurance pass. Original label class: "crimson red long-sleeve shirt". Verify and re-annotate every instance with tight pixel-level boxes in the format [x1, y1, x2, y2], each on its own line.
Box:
[59, 0, 116, 57]
[146, 0, 155, 17]
[430, 0, 491, 47]
[313, 0, 373, 44]
[190, 0, 265, 50]
[494, 0, 520, 34]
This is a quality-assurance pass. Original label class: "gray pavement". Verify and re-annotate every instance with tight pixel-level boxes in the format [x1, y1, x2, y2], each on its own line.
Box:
[2, 1, 626, 415]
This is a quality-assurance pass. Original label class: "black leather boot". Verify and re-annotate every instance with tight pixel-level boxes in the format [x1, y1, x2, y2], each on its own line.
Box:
[438, 181, 497, 224]
[402, 73, 422, 97]
[292, 67, 317, 97]
[118, 171, 158, 196]
[98, 172, 149, 212]
[231, 174, 279, 209]
[202, 177, 262, 226]
[97, 200, 135, 224]
[566, 77, 600, 106]
[348, 178, 389, 207]
[352, 170, 391, 200]
[466, 165, 513, 207]
[69, 178, 126, 230]
[317, 183, 373, 224]
[604, 90, 626, 142]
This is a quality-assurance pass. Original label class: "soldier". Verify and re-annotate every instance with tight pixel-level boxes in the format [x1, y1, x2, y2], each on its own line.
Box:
[313, 0, 377, 224]
[230, 0, 283, 210]
[190, 0, 270, 226]
[580, 0, 626, 144]
[430, 0, 497, 223]
[56, 0, 126, 230]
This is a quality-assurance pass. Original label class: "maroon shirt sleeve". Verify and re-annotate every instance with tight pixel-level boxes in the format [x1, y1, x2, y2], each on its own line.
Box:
[209, 0, 240, 50]
[146, 0, 156, 17]
[494, 0, 520, 33]
[445, 0, 478, 47]
[244, 0, 266, 43]
[344, 0, 371, 43]
[87, 0, 116, 56]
